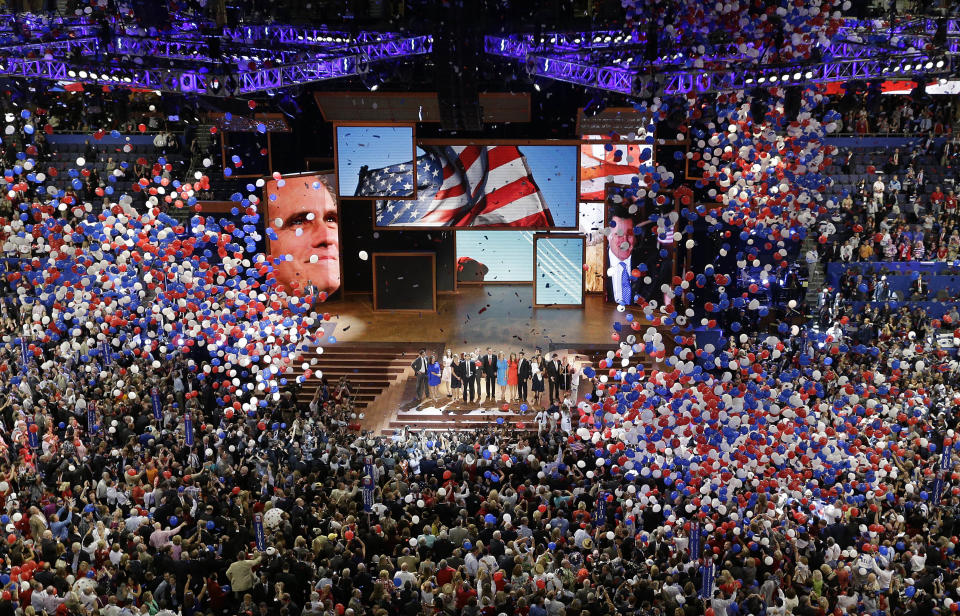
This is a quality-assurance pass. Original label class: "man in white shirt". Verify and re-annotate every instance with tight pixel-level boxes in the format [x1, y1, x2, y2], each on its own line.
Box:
[872, 176, 885, 208]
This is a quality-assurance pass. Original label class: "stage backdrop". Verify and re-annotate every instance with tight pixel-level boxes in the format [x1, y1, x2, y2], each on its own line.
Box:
[371, 142, 578, 229]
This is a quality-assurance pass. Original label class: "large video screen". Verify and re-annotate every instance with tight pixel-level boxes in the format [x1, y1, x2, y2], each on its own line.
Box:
[580, 136, 652, 201]
[374, 142, 578, 229]
[456, 202, 604, 285]
[535, 236, 585, 306]
[455, 230, 535, 283]
[602, 184, 673, 306]
[264, 171, 343, 301]
[335, 124, 416, 199]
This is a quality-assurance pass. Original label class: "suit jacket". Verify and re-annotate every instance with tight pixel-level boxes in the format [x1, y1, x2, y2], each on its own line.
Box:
[604, 256, 646, 305]
[462, 359, 476, 379]
[481, 354, 498, 377]
[517, 358, 531, 380]
[411, 356, 427, 374]
[545, 360, 561, 381]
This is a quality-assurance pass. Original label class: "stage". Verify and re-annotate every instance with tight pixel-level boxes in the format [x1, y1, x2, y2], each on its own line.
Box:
[323, 285, 651, 352]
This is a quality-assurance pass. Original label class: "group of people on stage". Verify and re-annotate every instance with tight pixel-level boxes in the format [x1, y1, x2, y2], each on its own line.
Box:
[411, 347, 582, 408]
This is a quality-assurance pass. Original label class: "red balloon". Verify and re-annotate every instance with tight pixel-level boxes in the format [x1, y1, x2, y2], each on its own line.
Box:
[344, 530, 354, 541]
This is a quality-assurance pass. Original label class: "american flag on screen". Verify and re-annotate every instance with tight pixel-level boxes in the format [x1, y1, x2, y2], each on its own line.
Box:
[580, 141, 646, 200]
[362, 145, 555, 227]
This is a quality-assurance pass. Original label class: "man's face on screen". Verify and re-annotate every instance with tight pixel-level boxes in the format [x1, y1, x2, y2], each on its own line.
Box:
[268, 177, 341, 297]
[610, 216, 635, 262]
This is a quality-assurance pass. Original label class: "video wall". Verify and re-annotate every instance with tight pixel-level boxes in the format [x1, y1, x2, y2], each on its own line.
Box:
[263, 171, 343, 302]
[256, 122, 670, 307]
[580, 136, 652, 201]
[602, 184, 674, 306]
[455, 202, 603, 285]
[372, 142, 578, 229]
[535, 236, 585, 306]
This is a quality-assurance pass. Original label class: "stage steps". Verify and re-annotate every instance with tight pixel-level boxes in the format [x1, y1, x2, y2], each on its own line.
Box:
[284, 342, 439, 411]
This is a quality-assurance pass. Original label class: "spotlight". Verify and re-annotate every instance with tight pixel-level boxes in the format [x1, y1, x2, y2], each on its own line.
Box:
[758, 76, 766, 83]
[370, 84, 379, 91]
[792, 72, 802, 80]
[804, 70, 814, 79]
[925, 61, 934, 69]
[937, 59, 945, 68]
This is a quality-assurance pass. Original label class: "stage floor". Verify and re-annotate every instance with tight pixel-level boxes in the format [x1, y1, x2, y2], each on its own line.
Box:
[324, 285, 632, 353]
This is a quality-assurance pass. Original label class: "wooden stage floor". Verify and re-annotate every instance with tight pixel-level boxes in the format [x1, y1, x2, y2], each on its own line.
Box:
[323, 285, 640, 353]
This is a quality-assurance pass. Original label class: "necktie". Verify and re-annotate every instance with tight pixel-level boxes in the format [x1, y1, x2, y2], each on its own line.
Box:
[620, 262, 631, 305]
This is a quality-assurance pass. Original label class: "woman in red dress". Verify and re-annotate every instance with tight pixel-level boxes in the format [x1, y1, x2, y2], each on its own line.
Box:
[507, 353, 519, 401]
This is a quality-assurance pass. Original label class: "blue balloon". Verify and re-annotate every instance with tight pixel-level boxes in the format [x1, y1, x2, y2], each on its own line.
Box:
[463, 541, 472, 550]
[905, 586, 916, 598]
[484, 514, 496, 524]
[394, 577, 403, 588]
[169, 516, 178, 526]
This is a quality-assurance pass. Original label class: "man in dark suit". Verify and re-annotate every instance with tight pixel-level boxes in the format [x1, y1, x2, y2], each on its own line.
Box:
[481, 347, 497, 401]
[461, 353, 476, 403]
[411, 349, 429, 402]
[516, 351, 531, 402]
[604, 206, 653, 305]
[545, 353, 562, 404]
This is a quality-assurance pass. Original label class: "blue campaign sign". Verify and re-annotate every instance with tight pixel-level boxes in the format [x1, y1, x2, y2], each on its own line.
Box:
[184, 413, 194, 446]
[151, 387, 162, 421]
[254, 513, 265, 551]
[363, 476, 374, 513]
[87, 401, 97, 434]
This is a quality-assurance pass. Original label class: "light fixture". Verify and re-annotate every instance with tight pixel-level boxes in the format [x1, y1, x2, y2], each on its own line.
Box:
[925, 61, 934, 69]
[792, 72, 802, 80]
[758, 76, 766, 83]
[533, 82, 541, 91]
[804, 70, 814, 78]
[370, 84, 379, 91]
[937, 59, 945, 68]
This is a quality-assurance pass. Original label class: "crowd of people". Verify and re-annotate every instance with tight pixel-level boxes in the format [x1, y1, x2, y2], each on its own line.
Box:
[818, 92, 960, 264]
[0, 13, 958, 616]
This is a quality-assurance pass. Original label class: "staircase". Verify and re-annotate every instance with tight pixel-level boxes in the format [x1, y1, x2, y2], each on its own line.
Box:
[381, 345, 662, 436]
[284, 342, 439, 413]
[803, 233, 826, 307]
[187, 123, 218, 178]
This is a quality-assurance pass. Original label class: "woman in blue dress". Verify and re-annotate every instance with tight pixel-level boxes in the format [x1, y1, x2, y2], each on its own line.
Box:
[428, 355, 442, 401]
[496, 352, 509, 402]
